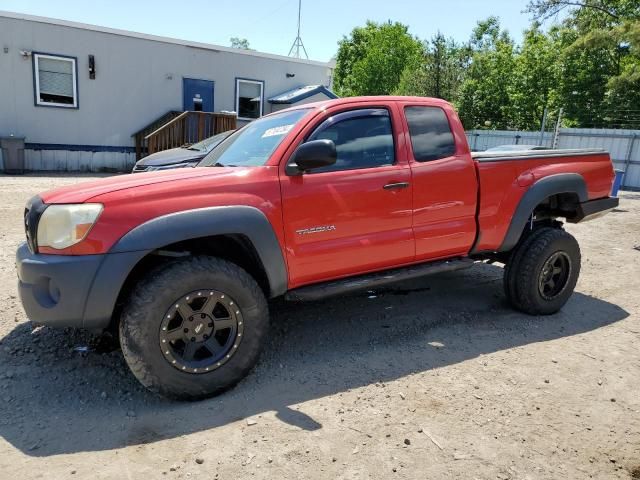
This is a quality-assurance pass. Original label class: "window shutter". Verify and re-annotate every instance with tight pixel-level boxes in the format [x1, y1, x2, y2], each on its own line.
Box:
[38, 57, 74, 97]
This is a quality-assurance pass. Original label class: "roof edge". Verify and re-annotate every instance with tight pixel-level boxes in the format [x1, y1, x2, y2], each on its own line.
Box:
[0, 10, 332, 67]
[268, 85, 339, 104]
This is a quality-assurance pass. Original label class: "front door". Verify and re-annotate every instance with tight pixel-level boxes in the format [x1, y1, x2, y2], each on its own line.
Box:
[280, 106, 415, 288]
[183, 78, 214, 112]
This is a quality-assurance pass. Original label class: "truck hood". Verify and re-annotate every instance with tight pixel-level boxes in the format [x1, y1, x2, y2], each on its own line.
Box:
[40, 167, 241, 204]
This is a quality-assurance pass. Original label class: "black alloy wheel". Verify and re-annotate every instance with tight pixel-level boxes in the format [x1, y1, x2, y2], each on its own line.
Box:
[119, 256, 269, 400]
[537, 251, 572, 300]
[159, 290, 244, 374]
[503, 227, 581, 315]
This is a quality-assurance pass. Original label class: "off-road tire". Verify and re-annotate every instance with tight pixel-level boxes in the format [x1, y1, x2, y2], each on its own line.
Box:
[119, 256, 268, 400]
[503, 228, 549, 309]
[505, 227, 581, 315]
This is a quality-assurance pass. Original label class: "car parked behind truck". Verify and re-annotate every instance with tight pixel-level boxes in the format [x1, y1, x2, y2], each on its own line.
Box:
[131, 129, 235, 172]
[17, 96, 618, 400]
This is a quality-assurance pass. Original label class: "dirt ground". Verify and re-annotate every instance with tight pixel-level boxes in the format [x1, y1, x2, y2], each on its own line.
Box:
[0, 174, 638, 480]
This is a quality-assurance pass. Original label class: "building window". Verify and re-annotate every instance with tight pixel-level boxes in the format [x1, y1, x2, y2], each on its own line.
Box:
[33, 53, 78, 108]
[236, 78, 264, 120]
[404, 106, 455, 162]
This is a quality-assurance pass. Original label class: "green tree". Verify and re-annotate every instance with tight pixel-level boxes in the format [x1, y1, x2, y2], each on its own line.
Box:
[508, 24, 559, 129]
[456, 17, 516, 129]
[528, 0, 640, 127]
[551, 26, 616, 126]
[230, 37, 251, 50]
[570, 15, 640, 127]
[527, 0, 639, 22]
[395, 33, 469, 101]
[333, 21, 424, 96]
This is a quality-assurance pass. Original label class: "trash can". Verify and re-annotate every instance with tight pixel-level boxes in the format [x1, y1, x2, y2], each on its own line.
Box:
[1, 136, 26, 174]
[611, 169, 624, 197]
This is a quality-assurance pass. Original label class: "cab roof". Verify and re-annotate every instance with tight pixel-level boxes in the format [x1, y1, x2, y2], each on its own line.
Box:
[281, 95, 453, 113]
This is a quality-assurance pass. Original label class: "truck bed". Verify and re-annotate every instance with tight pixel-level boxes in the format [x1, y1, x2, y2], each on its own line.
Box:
[471, 148, 615, 253]
[471, 148, 605, 162]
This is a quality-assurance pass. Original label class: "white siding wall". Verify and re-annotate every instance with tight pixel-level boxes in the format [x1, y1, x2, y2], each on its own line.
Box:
[24, 149, 135, 172]
[0, 12, 332, 171]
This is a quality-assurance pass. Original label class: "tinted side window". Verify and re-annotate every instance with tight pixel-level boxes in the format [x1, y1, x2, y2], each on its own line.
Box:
[404, 106, 456, 162]
[308, 109, 394, 172]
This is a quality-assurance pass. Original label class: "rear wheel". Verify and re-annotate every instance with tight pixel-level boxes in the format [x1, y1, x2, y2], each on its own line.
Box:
[503, 227, 581, 315]
[119, 256, 268, 400]
[503, 228, 548, 308]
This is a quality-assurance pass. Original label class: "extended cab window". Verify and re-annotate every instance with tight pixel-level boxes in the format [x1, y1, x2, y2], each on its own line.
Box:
[307, 109, 395, 173]
[404, 106, 455, 162]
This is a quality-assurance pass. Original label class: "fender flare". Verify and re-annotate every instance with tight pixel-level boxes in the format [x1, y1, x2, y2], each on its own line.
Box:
[498, 173, 588, 252]
[110, 205, 288, 298]
[81, 206, 288, 329]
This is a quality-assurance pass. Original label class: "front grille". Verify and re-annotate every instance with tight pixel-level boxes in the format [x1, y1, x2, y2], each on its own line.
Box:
[24, 196, 46, 253]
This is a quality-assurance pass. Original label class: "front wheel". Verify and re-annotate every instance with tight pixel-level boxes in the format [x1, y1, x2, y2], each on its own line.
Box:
[504, 228, 581, 315]
[119, 256, 269, 400]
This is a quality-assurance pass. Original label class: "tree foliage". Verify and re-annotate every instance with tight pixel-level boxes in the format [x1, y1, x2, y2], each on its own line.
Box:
[527, 0, 640, 127]
[230, 37, 251, 50]
[333, 21, 424, 96]
[448, 2, 639, 128]
[456, 18, 516, 129]
[395, 33, 469, 101]
[506, 24, 557, 129]
[335, 3, 639, 129]
[526, 0, 639, 22]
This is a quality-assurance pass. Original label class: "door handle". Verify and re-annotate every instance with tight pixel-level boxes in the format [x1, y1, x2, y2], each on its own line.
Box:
[383, 182, 410, 190]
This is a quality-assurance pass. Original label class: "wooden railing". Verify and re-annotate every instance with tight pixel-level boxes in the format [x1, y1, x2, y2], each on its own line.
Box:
[144, 112, 237, 157]
[132, 110, 183, 160]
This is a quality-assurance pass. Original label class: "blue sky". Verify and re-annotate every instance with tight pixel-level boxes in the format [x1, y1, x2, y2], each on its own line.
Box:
[0, 0, 555, 61]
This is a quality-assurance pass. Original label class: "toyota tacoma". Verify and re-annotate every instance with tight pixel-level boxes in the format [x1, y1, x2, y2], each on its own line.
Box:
[16, 96, 619, 400]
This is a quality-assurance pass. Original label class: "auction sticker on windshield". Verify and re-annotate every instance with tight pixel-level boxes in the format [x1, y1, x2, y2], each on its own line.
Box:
[262, 124, 295, 138]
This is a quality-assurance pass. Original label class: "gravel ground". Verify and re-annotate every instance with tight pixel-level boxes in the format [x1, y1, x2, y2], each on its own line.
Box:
[0, 174, 639, 480]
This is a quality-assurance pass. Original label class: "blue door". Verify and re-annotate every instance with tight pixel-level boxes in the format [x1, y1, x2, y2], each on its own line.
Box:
[183, 78, 214, 112]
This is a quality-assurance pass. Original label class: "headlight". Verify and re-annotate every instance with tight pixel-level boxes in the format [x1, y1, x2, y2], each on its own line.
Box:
[37, 204, 103, 250]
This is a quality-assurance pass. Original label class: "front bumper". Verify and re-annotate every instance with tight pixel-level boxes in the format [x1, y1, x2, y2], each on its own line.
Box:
[570, 196, 619, 223]
[16, 242, 147, 329]
[16, 242, 104, 328]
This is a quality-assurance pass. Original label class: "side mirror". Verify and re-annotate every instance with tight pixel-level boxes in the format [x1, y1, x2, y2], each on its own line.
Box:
[286, 139, 337, 175]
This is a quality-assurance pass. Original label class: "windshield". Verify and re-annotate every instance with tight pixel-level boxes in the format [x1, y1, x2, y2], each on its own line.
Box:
[187, 130, 235, 152]
[200, 109, 311, 167]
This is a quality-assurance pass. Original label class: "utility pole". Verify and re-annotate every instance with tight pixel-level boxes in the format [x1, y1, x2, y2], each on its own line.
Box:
[288, 0, 308, 59]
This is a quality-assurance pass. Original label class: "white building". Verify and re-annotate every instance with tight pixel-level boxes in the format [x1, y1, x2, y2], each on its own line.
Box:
[0, 10, 336, 171]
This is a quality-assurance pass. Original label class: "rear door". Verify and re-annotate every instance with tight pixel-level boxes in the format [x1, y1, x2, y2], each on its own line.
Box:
[279, 104, 415, 288]
[400, 103, 478, 260]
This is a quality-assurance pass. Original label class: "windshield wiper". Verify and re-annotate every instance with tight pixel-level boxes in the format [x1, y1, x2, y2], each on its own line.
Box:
[212, 162, 238, 167]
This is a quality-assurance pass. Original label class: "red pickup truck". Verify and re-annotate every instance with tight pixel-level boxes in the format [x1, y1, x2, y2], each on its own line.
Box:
[16, 96, 618, 399]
